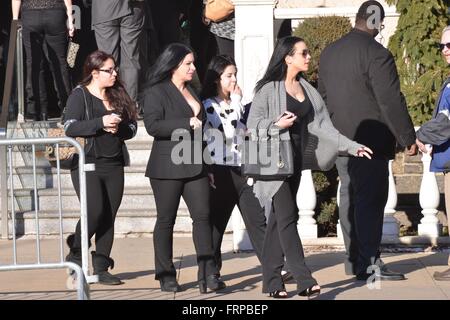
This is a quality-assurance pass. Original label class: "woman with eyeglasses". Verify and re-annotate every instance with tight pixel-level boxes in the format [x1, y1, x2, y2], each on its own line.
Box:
[64, 50, 138, 285]
[416, 25, 450, 281]
[247, 36, 372, 298]
[142, 43, 225, 294]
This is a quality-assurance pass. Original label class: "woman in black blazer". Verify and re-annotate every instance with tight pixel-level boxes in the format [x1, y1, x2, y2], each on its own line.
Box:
[142, 43, 225, 294]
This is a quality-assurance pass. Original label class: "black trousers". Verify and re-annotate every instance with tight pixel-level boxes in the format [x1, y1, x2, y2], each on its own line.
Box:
[210, 165, 267, 271]
[93, 2, 145, 101]
[262, 170, 317, 293]
[22, 9, 72, 116]
[150, 175, 218, 281]
[336, 156, 388, 276]
[70, 165, 124, 258]
[214, 35, 234, 58]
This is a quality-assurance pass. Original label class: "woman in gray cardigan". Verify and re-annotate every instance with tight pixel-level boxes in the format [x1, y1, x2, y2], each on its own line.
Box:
[247, 36, 372, 298]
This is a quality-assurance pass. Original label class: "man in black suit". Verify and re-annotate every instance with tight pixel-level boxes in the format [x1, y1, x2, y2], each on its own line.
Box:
[318, 0, 417, 281]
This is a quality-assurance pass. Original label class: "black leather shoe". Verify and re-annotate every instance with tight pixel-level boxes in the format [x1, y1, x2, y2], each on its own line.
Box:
[160, 279, 181, 292]
[96, 271, 123, 285]
[356, 266, 406, 281]
[433, 268, 450, 281]
[199, 274, 226, 293]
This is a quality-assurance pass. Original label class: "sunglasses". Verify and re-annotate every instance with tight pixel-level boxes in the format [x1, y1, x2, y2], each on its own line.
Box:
[299, 49, 311, 58]
[99, 67, 119, 75]
[438, 42, 450, 51]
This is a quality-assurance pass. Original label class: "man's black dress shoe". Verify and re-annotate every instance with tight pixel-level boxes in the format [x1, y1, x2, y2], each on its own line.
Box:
[159, 279, 181, 292]
[356, 266, 406, 281]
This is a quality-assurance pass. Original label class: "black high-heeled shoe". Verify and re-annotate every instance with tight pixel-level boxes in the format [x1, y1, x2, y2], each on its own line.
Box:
[199, 274, 226, 294]
[269, 289, 288, 298]
[298, 285, 321, 299]
[159, 279, 181, 292]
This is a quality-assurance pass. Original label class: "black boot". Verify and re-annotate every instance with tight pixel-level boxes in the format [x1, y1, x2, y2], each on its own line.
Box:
[65, 234, 81, 274]
[91, 251, 123, 285]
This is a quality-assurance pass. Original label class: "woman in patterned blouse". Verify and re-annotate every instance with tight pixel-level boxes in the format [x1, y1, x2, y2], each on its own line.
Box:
[200, 55, 280, 281]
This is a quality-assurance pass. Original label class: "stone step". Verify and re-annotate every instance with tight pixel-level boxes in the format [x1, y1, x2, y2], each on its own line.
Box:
[9, 166, 149, 189]
[11, 186, 185, 212]
[2, 208, 197, 236]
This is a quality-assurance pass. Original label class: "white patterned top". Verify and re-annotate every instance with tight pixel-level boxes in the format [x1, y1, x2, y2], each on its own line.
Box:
[203, 94, 246, 166]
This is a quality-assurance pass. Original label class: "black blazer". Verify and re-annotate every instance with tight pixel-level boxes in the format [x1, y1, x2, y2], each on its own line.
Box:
[318, 29, 416, 159]
[143, 80, 206, 179]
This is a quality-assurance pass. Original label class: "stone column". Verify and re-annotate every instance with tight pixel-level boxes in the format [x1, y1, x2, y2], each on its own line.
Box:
[232, 0, 276, 250]
[234, 0, 277, 104]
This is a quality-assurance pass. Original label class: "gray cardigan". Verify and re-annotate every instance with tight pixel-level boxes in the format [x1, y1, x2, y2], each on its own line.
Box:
[247, 78, 364, 206]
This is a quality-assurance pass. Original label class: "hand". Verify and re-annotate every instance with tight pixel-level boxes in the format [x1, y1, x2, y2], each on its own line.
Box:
[68, 20, 75, 38]
[103, 126, 118, 134]
[190, 117, 202, 130]
[415, 139, 429, 154]
[103, 114, 121, 128]
[231, 83, 242, 97]
[208, 173, 216, 189]
[274, 111, 297, 129]
[405, 143, 418, 156]
[356, 146, 373, 159]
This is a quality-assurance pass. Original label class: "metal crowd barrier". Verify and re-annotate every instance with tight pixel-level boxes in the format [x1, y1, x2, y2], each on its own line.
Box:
[0, 137, 94, 300]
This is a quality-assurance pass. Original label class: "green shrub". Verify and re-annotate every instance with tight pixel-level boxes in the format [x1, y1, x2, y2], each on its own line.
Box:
[292, 16, 352, 86]
[385, 0, 450, 125]
[312, 169, 339, 237]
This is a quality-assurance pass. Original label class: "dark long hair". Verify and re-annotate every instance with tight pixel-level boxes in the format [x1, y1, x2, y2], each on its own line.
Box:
[144, 43, 194, 88]
[200, 55, 236, 101]
[79, 50, 137, 121]
[254, 36, 304, 93]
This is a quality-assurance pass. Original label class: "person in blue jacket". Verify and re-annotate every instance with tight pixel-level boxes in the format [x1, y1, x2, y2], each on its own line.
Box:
[416, 25, 450, 281]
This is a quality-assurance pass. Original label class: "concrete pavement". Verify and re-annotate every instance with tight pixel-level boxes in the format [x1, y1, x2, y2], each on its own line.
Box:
[1, 235, 450, 300]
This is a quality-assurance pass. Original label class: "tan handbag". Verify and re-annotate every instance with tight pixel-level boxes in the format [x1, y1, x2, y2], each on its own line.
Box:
[205, 0, 234, 22]
[66, 38, 80, 68]
[45, 125, 85, 162]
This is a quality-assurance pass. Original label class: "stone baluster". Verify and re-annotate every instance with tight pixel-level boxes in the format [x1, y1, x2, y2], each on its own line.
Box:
[418, 145, 441, 236]
[336, 180, 343, 240]
[297, 170, 318, 238]
[382, 160, 399, 239]
[231, 205, 253, 252]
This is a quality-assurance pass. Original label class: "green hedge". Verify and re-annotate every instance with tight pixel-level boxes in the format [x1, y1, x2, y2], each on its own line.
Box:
[292, 16, 352, 86]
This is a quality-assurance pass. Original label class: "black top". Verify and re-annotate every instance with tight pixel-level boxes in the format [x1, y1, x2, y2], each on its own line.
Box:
[286, 86, 312, 168]
[318, 28, 416, 159]
[21, 0, 65, 10]
[143, 80, 206, 179]
[64, 86, 137, 166]
[86, 95, 123, 166]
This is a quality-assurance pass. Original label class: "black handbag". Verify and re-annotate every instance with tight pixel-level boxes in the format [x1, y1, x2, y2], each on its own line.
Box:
[242, 130, 294, 181]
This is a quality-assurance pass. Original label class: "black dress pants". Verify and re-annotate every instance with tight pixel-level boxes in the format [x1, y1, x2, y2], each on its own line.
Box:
[339, 157, 389, 276]
[70, 165, 124, 258]
[22, 9, 72, 116]
[150, 175, 218, 281]
[262, 170, 317, 293]
[210, 165, 267, 271]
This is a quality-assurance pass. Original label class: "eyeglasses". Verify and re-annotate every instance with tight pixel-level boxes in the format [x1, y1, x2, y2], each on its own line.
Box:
[438, 42, 450, 51]
[98, 67, 119, 75]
